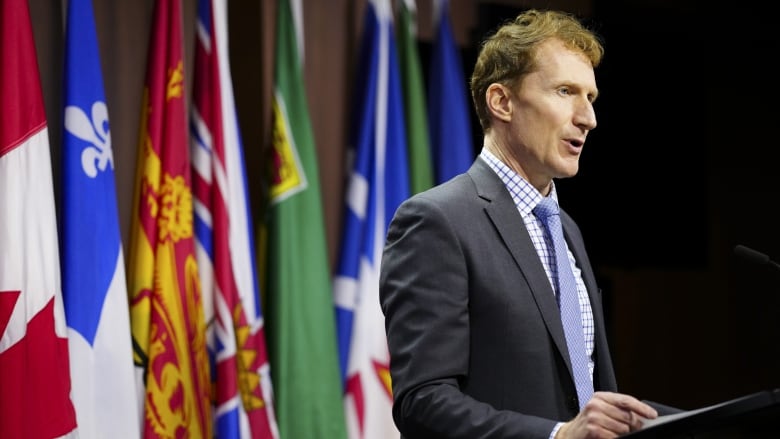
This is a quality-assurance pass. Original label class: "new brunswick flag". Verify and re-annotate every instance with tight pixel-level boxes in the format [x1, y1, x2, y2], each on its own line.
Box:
[128, 0, 212, 437]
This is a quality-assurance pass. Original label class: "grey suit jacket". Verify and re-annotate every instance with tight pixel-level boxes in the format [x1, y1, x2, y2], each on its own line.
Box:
[379, 157, 618, 438]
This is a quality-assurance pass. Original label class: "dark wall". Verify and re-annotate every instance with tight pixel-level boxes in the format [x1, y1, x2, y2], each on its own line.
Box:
[590, 3, 780, 408]
[708, 6, 780, 400]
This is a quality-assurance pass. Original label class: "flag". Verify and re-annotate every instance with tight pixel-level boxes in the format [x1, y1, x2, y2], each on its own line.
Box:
[0, 0, 77, 437]
[264, 0, 348, 437]
[190, 0, 279, 437]
[127, 0, 212, 437]
[397, 0, 434, 194]
[61, 0, 141, 436]
[428, 0, 474, 183]
[333, 0, 409, 437]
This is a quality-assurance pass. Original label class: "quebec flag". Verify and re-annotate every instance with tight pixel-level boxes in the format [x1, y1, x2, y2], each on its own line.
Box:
[61, 0, 141, 436]
[333, 0, 409, 437]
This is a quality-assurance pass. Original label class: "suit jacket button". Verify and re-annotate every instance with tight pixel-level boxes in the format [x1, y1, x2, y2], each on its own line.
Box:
[569, 396, 578, 411]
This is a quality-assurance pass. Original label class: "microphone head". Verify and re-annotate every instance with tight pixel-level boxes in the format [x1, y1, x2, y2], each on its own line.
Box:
[734, 244, 771, 265]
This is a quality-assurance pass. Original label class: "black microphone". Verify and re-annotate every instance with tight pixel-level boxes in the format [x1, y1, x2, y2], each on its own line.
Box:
[733, 245, 780, 272]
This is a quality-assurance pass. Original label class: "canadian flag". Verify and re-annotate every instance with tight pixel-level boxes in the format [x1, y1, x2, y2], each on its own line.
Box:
[0, 0, 78, 438]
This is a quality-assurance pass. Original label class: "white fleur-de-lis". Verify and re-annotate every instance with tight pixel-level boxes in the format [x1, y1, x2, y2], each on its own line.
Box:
[64, 101, 113, 178]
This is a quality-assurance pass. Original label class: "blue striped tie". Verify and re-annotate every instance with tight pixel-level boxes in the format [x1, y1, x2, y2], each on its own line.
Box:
[534, 198, 594, 410]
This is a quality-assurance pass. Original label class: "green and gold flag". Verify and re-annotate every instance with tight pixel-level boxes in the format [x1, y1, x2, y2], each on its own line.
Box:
[264, 0, 348, 437]
[398, 0, 434, 194]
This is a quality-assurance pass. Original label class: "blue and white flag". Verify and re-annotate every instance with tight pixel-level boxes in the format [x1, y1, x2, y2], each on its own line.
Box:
[61, 0, 141, 437]
[333, 0, 408, 437]
[428, 0, 474, 183]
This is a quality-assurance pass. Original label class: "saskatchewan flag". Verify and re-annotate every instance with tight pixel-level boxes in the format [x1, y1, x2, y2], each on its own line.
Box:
[263, 0, 348, 438]
[397, 0, 434, 194]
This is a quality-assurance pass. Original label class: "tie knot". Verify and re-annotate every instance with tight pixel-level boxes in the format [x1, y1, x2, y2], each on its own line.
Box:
[533, 197, 560, 220]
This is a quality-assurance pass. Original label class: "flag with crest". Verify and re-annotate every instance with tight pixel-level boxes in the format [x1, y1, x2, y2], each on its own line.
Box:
[263, 0, 348, 437]
[128, 0, 212, 437]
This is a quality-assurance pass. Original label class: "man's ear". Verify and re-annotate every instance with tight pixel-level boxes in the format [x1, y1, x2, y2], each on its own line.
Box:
[486, 83, 512, 123]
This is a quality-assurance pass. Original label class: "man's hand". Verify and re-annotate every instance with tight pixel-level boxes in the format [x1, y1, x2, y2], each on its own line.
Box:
[555, 391, 658, 439]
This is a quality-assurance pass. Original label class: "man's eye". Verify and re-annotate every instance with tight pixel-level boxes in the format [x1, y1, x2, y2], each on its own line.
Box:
[558, 87, 571, 96]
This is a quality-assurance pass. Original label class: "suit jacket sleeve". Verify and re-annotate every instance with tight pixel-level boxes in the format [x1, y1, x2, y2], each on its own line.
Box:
[380, 189, 560, 439]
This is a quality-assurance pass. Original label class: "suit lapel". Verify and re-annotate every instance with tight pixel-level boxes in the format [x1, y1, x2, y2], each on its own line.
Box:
[561, 212, 600, 321]
[468, 159, 572, 371]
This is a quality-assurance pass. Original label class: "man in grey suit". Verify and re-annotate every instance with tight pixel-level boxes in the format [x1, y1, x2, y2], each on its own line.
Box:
[380, 9, 667, 439]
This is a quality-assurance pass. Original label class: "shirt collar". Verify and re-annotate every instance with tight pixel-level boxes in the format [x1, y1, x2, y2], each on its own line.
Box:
[479, 147, 559, 218]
